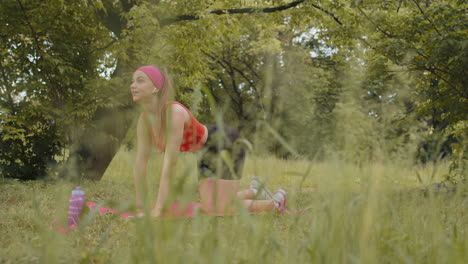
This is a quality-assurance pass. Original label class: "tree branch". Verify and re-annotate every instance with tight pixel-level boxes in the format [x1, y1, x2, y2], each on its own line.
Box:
[92, 38, 120, 52]
[397, 0, 403, 13]
[16, 0, 60, 102]
[160, 1, 344, 27]
[410, 0, 442, 37]
[160, 0, 306, 26]
[225, 59, 244, 102]
[0, 62, 17, 111]
[204, 50, 260, 100]
[16, 0, 41, 54]
[357, 7, 395, 38]
[203, 49, 237, 102]
[422, 67, 467, 99]
[215, 72, 239, 107]
[311, 3, 343, 25]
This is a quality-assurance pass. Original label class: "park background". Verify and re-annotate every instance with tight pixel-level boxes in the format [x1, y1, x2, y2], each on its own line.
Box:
[0, 0, 466, 263]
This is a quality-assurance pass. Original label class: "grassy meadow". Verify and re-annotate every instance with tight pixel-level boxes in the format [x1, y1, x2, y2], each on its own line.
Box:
[0, 148, 467, 263]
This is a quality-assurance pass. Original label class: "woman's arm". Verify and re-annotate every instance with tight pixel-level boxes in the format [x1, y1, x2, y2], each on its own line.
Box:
[133, 114, 151, 208]
[152, 105, 188, 216]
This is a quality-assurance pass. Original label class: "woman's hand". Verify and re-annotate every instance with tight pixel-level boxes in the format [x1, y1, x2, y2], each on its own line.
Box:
[135, 207, 162, 218]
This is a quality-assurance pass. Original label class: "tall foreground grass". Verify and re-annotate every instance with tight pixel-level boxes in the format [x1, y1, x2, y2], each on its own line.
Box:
[0, 150, 466, 264]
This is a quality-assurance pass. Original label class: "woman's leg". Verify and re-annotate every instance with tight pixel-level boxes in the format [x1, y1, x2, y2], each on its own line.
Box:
[199, 178, 240, 214]
[237, 189, 255, 199]
[198, 125, 279, 214]
[241, 199, 276, 213]
[199, 178, 279, 214]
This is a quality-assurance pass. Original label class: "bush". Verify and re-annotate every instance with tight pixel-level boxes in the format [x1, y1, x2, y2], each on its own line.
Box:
[0, 109, 61, 180]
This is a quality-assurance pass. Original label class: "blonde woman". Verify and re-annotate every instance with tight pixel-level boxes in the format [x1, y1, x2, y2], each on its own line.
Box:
[130, 65, 287, 217]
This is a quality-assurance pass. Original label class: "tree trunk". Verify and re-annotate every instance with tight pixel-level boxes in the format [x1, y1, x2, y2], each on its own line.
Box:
[60, 0, 139, 180]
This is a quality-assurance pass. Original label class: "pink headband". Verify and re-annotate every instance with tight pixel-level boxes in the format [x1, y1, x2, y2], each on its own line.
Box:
[137, 65, 165, 90]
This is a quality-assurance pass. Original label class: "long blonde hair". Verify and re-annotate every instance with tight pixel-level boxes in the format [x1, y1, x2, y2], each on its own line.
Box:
[154, 68, 174, 146]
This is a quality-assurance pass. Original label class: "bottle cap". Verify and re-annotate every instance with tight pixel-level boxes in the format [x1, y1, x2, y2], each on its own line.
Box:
[72, 186, 85, 195]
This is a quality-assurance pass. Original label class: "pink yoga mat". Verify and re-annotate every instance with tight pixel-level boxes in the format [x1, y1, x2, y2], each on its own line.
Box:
[52, 202, 309, 233]
[86, 201, 204, 219]
[51, 201, 199, 233]
[86, 201, 309, 219]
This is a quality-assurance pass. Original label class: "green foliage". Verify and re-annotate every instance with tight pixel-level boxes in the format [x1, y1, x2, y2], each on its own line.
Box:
[0, 0, 131, 179]
[0, 106, 61, 180]
[0, 0, 466, 181]
[321, 0, 467, 160]
[1, 154, 466, 263]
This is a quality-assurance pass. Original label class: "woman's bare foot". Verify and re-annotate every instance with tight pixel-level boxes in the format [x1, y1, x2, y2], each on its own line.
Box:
[135, 208, 162, 218]
[150, 208, 161, 218]
[135, 209, 145, 218]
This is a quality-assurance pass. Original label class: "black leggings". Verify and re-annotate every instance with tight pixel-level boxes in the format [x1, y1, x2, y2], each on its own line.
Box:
[198, 125, 246, 180]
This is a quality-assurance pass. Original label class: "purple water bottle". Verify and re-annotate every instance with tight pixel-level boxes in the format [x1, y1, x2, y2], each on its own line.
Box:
[67, 186, 85, 227]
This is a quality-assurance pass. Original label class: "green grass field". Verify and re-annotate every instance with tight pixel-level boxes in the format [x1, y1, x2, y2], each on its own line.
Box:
[1, 149, 466, 263]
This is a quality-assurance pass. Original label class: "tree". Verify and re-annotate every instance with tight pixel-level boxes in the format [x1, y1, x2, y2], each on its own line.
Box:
[1, 0, 465, 182]
[1, 0, 126, 179]
[0, 0, 312, 180]
[303, 0, 466, 178]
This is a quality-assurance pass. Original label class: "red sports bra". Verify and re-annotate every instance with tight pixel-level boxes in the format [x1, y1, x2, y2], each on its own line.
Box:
[143, 101, 206, 152]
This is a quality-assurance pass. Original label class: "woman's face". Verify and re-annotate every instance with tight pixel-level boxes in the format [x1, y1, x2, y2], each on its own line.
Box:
[130, 70, 155, 102]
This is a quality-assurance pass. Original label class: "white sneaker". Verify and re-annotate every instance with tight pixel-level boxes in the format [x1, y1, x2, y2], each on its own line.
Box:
[273, 189, 287, 213]
[272, 189, 287, 203]
[249, 176, 274, 200]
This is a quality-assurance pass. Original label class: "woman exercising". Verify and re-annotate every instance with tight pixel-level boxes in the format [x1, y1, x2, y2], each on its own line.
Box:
[131, 65, 287, 217]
